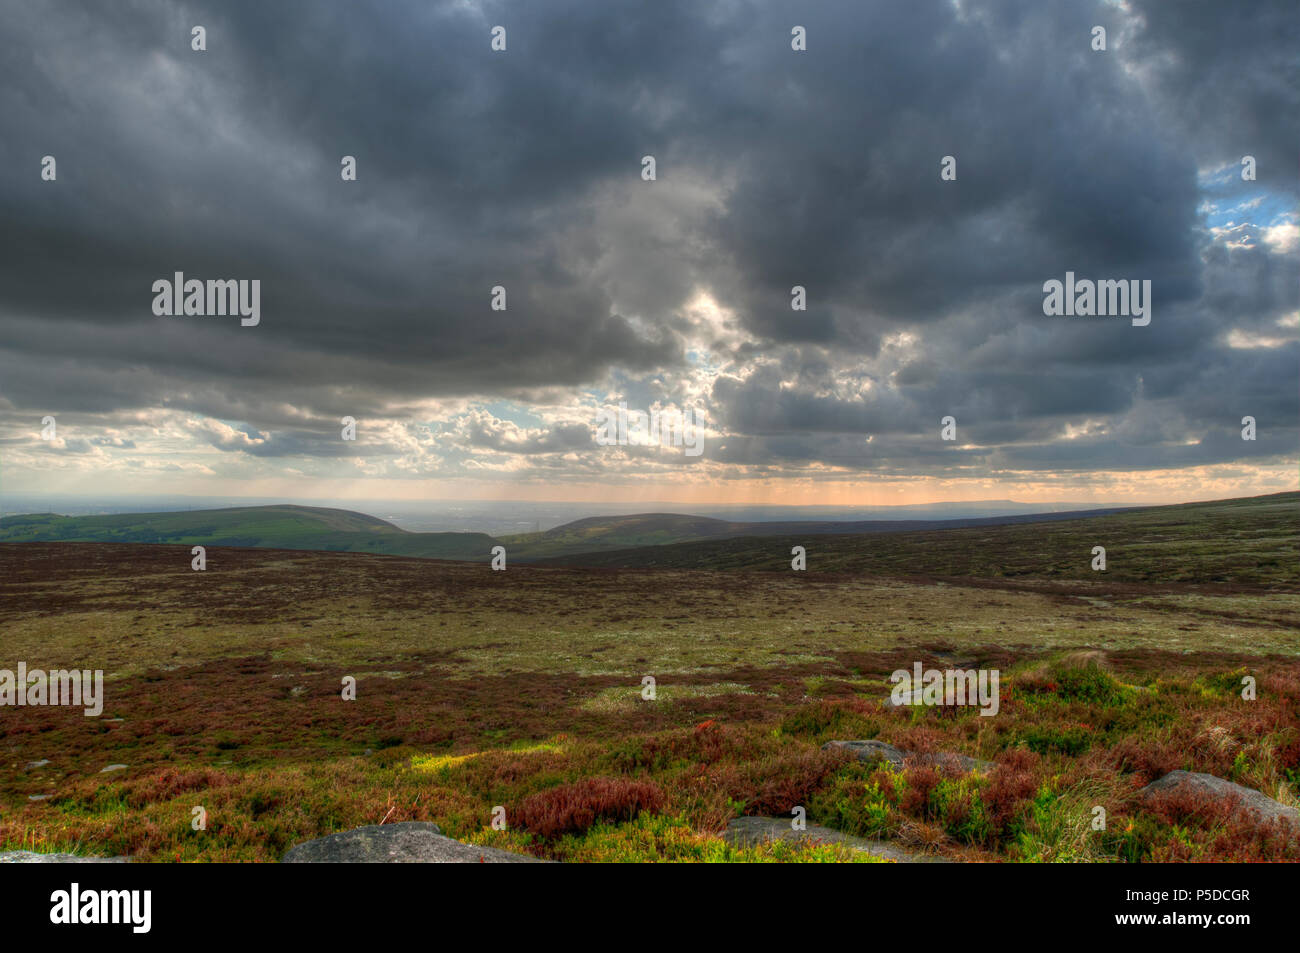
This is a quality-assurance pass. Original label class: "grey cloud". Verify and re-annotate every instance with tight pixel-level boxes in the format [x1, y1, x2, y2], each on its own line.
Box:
[0, 0, 1293, 484]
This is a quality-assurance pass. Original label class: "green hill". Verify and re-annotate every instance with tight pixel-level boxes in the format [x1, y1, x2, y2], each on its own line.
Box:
[530, 492, 1300, 588]
[0, 504, 499, 560]
[4, 493, 1295, 581]
[500, 507, 1134, 560]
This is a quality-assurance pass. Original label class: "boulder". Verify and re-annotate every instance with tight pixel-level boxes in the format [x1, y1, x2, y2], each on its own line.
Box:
[0, 851, 128, 863]
[911, 751, 996, 774]
[1137, 771, 1300, 829]
[823, 739, 906, 769]
[725, 816, 952, 863]
[281, 822, 547, 863]
[823, 739, 992, 773]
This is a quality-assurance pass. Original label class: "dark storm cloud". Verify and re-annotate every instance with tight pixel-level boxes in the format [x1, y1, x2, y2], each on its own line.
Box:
[1125, 0, 1300, 192]
[0, 0, 1294, 478]
[0, 0, 690, 406]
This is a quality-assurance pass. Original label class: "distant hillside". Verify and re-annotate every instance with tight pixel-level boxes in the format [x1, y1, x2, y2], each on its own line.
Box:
[530, 492, 1300, 588]
[0, 504, 499, 560]
[501, 506, 1136, 560]
[4, 494, 1295, 580]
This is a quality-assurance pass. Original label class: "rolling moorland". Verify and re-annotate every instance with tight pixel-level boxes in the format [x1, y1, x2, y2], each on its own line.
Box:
[493, 506, 1136, 560]
[538, 492, 1300, 584]
[0, 506, 496, 561]
[0, 501, 1138, 563]
[0, 491, 1297, 862]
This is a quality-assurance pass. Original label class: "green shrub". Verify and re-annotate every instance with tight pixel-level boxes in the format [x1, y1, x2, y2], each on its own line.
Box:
[1193, 667, 1251, 699]
[1012, 783, 1113, 862]
[810, 768, 898, 838]
[1016, 725, 1093, 756]
[930, 776, 993, 845]
[1050, 665, 1125, 705]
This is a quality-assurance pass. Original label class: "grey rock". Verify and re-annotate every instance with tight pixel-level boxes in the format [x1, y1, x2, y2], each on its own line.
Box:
[26, 759, 51, 770]
[28, 794, 51, 801]
[725, 816, 952, 863]
[281, 822, 547, 863]
[823, 739, 906, 768]
[823, 740, 992, 774]
[99, 764, 128, 773]
[0, 851, 128, 863]
[1138, 771, 1300, 829]
[911, 751, 996, 774]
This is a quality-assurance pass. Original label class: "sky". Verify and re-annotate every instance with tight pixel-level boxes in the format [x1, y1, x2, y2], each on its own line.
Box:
[0, 0, 1296, 509]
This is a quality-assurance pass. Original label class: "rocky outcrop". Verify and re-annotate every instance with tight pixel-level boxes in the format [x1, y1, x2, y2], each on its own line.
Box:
[281, 822, 547, 863]
[823, 739, 994, 773]
[823, 739, 906, 768]
[725, 816, 952, 863]
[0, 851, 128, 863]
[1137, 771, 1300, 829]
[911, 751, 996, 773]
